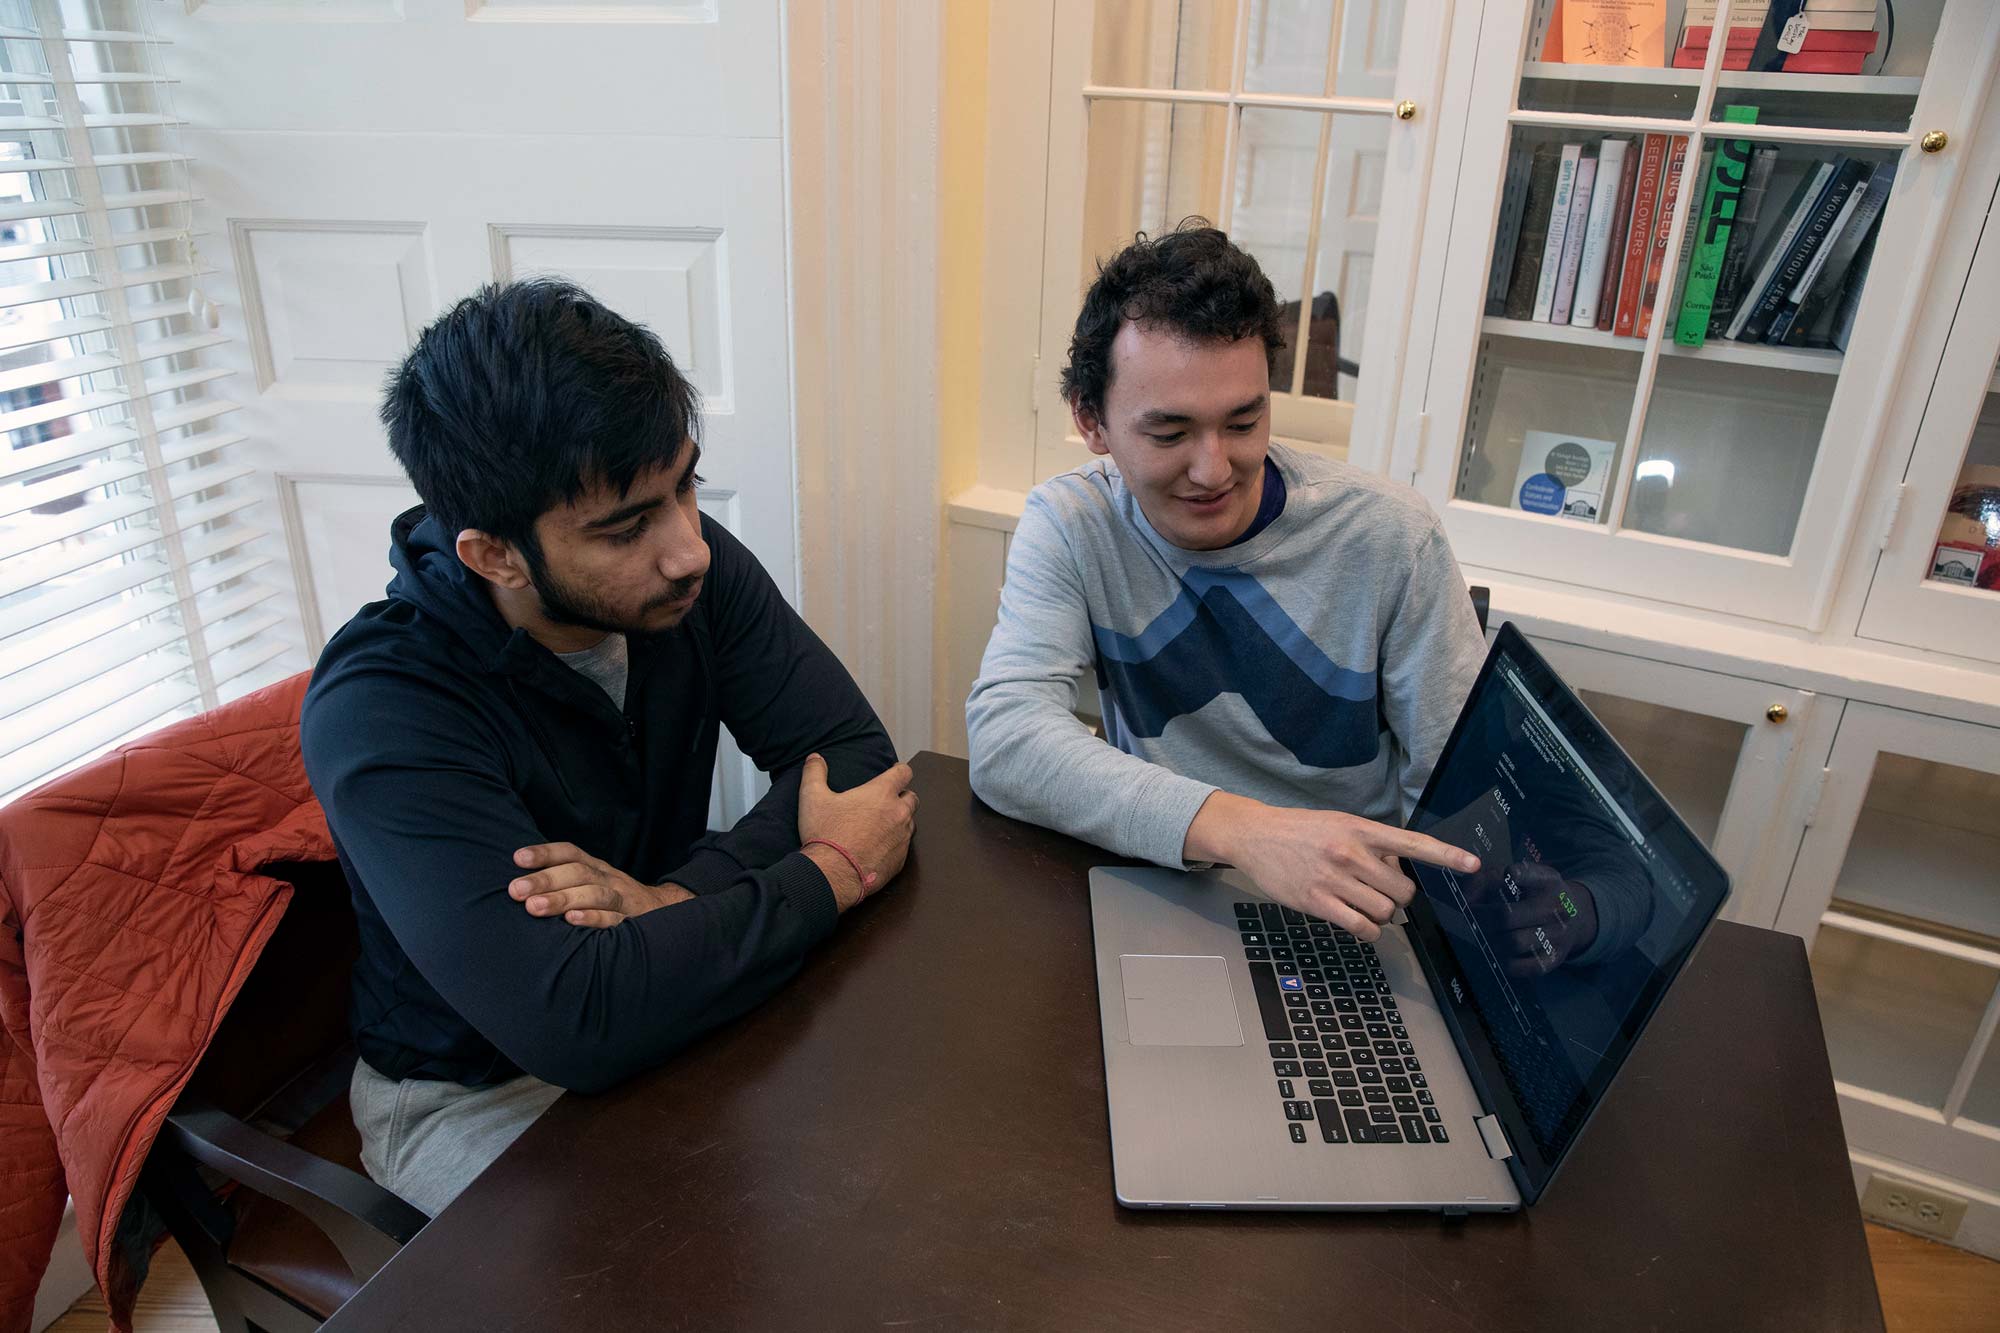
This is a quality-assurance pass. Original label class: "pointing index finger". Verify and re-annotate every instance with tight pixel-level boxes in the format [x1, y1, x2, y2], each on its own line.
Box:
[1379, 826, 1480, 874]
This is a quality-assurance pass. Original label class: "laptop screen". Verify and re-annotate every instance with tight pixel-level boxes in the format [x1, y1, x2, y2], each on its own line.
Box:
[1400, 623, 1730, 1202]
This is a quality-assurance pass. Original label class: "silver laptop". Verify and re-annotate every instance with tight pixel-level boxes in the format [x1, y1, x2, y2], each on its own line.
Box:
[1089, 623, 1731, 1211]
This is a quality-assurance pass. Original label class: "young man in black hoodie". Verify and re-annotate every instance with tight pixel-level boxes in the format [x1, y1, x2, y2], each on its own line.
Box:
[302, 279, 914, 1214]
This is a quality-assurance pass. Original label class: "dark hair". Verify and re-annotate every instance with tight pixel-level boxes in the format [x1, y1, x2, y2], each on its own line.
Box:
[381, 278, 700, 550]
[1059, 220, 1286, 418]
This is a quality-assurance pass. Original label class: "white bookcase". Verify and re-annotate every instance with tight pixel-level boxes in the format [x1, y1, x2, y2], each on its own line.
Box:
[1397, 0, 1999, 627]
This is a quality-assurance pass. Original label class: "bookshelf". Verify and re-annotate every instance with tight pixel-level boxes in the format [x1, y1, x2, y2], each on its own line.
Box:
[1720, 71, 1925, 97]
[1414, 0, 1985, 624]
[1520, 62, 1925, 98]
[1521, 60, 1699, 86]
[1480, 315, 1843, 373]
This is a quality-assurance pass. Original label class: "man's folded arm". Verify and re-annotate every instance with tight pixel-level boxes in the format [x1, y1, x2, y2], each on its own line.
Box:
[664, 517, 898, 895]
[305, 682, 836, 1095]
[965, 492, 1215, 867]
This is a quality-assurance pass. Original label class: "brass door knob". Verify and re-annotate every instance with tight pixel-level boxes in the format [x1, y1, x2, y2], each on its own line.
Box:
[1921, 130, 1948, 154]
[1766, 703, 1789, 724]
[1395, 100, 1417, 121]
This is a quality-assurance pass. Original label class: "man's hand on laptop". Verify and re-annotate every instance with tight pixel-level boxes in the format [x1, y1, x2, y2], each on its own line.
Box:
[1185, 793, 1479, 941]
[797, 753, 918, 911]
[509, 842, 696, 929]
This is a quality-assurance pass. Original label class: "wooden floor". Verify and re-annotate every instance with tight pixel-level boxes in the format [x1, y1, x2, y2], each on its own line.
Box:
[1864, 1225, 2000, 1333]
[51, 1224, 2000, 1332]
[46, 1243, 212, 1333]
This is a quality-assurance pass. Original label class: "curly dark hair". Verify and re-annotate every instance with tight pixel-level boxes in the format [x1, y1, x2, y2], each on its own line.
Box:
[1059, 220, 1286, 418]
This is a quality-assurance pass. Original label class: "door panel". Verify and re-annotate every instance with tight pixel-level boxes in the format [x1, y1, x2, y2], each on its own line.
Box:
[1775, 702, 2000, 1207]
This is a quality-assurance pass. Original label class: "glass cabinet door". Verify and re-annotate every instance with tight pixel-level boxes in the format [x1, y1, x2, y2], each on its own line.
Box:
[1776, 703, 2000, 1206]
[1036, 0, 1447, 482]
[1414, 0, 1999, 627]
[1860, 165, 2000, 662]
[1528, 635, 1819, 927]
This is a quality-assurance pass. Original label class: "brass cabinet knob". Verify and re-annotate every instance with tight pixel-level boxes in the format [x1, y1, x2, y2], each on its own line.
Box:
[1766, 703, 1789, 724]
[1395, 99, 1417, 121]
[1921, 129, 1948, 154]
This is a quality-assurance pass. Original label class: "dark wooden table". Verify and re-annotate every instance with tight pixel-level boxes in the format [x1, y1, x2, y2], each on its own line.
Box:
[326, 752, 1883, 1331]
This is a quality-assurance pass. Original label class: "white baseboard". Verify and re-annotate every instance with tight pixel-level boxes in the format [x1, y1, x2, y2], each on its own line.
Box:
[30, 1200, 94, 1332]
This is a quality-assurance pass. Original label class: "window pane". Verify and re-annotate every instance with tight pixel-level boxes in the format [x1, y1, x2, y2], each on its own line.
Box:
[1573, 691, 1745, 849]
[1080, 99, 1229, 280]
[1457, 332, 1640, 522]
[1836, 753, 2000, 945]
[1625, 356, 1832, 554]
[1810, 924, 1996, 1111]
[1243, 2, 1405, 98]
[1925, 359, 2000, 595]
[1232, 109, 1319, 308]
[1242, 0, 1334, 96]
[1291, 110, 1391, 402]
[1091, 0, 1239, 91]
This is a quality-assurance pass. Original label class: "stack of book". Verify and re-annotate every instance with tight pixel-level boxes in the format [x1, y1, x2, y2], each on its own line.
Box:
[1674, 1, 1882, 72]
[1485, 134, 1694, 339]
[1674, 122, 1894, 349]
[1485, 119, 1893, 351]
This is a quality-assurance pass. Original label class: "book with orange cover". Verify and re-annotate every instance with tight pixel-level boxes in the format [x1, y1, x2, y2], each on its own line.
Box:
[1612, 133, 1667, 337]
[1562, 0, 1668, 65]
[1637, 135, 1690, 339]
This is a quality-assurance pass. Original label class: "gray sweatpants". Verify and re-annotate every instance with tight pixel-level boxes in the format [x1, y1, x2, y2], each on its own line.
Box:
[349, 1058, 564, 1216]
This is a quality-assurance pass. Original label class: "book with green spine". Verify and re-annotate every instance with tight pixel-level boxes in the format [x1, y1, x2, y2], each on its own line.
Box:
[1707, 145, 1777, 339]
[1673, 104, 1758, 348]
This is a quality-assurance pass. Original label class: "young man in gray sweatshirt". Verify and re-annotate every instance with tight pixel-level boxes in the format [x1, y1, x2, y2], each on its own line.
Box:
[966, 225, 1488, 942]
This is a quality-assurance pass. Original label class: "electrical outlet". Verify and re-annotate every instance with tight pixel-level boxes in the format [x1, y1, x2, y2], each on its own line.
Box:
[1860, 1173, 1969, 1242]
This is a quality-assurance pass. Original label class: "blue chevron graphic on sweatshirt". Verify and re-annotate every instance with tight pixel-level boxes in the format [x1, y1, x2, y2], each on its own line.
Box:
[1091, 566, 1380, 770]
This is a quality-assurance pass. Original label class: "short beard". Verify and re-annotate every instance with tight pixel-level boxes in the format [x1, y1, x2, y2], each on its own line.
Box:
[517, 533, 699, 635]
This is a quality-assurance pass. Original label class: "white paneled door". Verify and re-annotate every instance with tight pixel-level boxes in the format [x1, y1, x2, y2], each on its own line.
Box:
[157, 0, 792, 823]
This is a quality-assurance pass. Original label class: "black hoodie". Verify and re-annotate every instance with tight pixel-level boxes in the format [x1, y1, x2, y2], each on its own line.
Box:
[301, 507, 894, 1093]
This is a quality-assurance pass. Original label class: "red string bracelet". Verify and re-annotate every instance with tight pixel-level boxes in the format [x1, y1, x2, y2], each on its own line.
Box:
[803, 838, 877, 890]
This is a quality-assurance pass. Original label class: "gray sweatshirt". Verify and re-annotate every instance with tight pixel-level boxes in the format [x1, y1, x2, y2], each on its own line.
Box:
[966, 442, 1487, 868]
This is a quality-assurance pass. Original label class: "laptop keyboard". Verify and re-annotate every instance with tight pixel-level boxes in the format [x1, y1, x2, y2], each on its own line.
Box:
[1237, 901, 1450, 1148]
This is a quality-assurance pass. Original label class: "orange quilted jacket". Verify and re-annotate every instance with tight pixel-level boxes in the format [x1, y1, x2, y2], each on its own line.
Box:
[0, 672, 333, 1333]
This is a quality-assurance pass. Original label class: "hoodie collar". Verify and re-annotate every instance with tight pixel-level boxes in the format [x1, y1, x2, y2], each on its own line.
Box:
[388, 506, 600, 681]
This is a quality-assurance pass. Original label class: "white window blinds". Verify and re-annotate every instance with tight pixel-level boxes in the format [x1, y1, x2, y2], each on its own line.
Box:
[0, 0, 285, 805]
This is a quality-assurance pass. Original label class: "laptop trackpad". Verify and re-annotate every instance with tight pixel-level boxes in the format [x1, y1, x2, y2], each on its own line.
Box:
[1119, 954, 1244, 1046]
